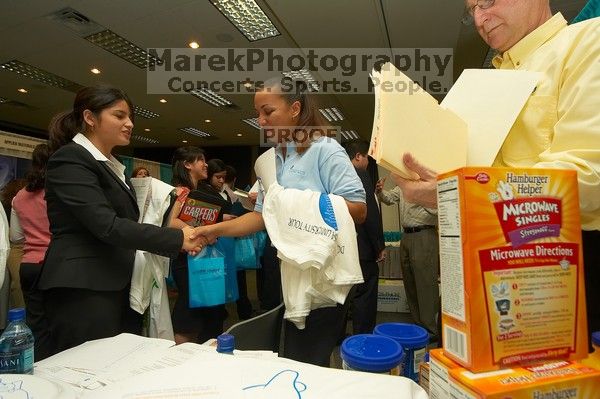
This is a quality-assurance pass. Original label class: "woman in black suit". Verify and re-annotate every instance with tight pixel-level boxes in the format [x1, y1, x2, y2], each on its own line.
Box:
[38, 85, 205, 356]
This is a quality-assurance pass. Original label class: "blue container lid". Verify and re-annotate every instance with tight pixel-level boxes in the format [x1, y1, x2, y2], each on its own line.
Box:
[340, 334, 404, 372]
[217, 333, 235, 353]
[8, 308, 25, 322]
[373, 323, 429, 349]
[592, 331, 600, 346]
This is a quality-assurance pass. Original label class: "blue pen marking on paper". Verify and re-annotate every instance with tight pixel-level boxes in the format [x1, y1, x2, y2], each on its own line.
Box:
[242, 369, 307, 398]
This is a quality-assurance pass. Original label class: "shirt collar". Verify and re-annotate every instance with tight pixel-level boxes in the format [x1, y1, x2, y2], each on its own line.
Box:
[492, 13, 567, 69]
[72, 133, 126, 173]
[275, 140, 298, 160]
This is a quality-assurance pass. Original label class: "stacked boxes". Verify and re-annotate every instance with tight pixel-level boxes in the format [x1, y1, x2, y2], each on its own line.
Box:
[436, 167, 588, 372]
[429, 348, 600, 398]
[377, 279, 409, 313]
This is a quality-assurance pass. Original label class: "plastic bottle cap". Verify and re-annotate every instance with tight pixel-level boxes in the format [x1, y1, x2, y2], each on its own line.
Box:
[373, 323, 430, 349]
[7, 308, 26, 322]
[592, 331, 600, 347]
[217, 333, 235, 353]
[340, 334, 404, 372]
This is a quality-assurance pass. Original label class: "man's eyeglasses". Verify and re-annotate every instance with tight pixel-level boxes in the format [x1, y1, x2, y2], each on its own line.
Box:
[468, 0, 495, 16]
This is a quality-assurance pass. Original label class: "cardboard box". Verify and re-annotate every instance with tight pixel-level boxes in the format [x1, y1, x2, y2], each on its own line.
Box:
[437, 168, 587, 372]
[377, 279, 409, 313]
[429, 349, 463, 399]
[449, 361, 600, 398]
[418, 362, 430, 395]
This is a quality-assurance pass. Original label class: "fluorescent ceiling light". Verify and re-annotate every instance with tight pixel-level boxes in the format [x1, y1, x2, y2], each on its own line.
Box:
[131, 135, 159, 144]
[341, 130, 359, 140]
[0, 60, 83, 92]
[180, 127, 213, 138]
[133, 106, 160, 119]
[282, 69, 320, 92]
[209, 0, 280, 41]
[242, 117, 260, 129]
[0, 97, 8, 104]
[189, 88, 233, 107]
[319, 107, 344, 122]
[85, 29, 162, 69]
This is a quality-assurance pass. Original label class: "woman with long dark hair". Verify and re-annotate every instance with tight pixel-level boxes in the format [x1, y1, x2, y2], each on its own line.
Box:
[168, 147, 228, 344]
[38, 85, 204, 355]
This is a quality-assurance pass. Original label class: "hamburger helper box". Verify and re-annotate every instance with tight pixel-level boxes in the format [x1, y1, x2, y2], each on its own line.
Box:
[436, 167, 588, 372]
[430, 349, 600, 398]
[448, 360, 600, 398]
[429, 349, 463, 399]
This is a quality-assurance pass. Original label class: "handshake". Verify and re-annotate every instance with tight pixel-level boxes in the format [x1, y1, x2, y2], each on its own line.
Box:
[180, 225, 218, 255]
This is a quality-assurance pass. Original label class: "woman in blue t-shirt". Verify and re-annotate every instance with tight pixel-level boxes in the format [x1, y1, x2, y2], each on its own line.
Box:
[193, 77, 366, 366]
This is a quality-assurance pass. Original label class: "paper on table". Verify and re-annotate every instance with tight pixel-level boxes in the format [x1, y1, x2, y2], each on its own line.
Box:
[369, 63, 468, 179]
[441, 68, 541, 166]
[83, 351, 428, 399]
[254, 148, 276, 192]
[35, 334, 175, 389]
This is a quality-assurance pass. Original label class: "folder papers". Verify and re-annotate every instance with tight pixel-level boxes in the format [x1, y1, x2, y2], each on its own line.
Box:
[369, 63, 541, 178]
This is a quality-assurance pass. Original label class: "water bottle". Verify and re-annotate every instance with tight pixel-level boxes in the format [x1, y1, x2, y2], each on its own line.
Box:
[0, 308, 34, 374]
[216, 333, 235, 354]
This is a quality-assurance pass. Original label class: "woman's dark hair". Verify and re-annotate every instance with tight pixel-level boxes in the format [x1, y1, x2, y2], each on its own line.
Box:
[131, 166, 150, 178]
[0, 178, 26, 216]
[207, 159, 227, 183]
[258, 76, 329, 154]
[48, 85, 134, 154]
[171, 146, 206, 189]
[25, 143, 50, 192]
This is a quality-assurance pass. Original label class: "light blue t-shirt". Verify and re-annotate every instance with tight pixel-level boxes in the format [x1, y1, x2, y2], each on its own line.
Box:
[255, 137, 366, 213]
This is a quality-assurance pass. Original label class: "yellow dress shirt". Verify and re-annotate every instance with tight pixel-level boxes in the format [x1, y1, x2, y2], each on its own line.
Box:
[492, 13, 600, 230]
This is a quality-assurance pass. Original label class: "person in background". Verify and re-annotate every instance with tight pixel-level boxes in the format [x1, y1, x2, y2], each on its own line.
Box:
[0, 179, 26, 309]
[169, 146, 227, 344]
[395, 0, 600, 347]
[206, 159, 253, 320]
[375, 179, 440, 343]
[38, 85, 205, 355]
[192, 77, 366, 366]
[343, 140, 386, 335]
[9, 143, 53, 360]
[131, 166, 150, 178]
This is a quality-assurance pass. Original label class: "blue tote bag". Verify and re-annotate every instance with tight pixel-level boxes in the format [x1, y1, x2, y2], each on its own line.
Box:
[187, 246, 226, 308]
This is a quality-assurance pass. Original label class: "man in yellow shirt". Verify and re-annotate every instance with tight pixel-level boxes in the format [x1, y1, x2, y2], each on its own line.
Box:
[394, 0, 600, 347]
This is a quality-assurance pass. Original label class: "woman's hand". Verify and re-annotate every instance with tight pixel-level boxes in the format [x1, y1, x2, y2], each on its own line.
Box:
[181, 225, 209, 256]
[190, 224, 218, 246]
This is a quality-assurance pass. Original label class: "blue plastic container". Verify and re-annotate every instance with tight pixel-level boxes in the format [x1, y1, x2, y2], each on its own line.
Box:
[340, 334, 404, 375]
[374, 323, 429, 382]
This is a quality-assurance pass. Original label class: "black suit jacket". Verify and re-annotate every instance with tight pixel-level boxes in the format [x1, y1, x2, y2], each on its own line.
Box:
[355, 168, 385, 262]
[38, 142, 182, 291]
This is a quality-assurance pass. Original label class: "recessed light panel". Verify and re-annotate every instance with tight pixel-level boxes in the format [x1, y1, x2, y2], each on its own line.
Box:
[0, 60, 83, 92]
[85, 29, 162, 69]
[209, 0, 280, 41]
